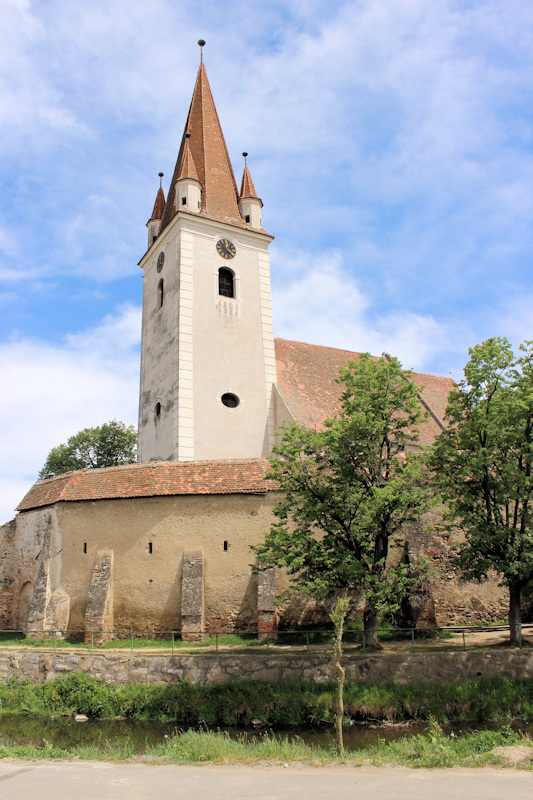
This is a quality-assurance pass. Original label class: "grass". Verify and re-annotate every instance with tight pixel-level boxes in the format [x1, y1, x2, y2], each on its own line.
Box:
[0, 631, 266, 650]
[365, 720, 532, 768]
[1, 674, 533, 726]
[0, 723, 531, 768]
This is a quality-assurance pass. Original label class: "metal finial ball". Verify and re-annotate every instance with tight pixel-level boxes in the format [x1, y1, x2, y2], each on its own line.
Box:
[158, 172, 164, 178]
[185, 132, 191, 139]
[198, 39, 206, 47]
[242, 152, 248, 158]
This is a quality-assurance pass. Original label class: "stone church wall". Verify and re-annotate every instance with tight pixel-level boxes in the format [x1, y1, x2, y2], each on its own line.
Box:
[4, 493, 285, 635]
[0, 493, 512, 638]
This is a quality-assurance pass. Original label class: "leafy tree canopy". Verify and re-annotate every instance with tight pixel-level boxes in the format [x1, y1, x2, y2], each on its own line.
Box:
[431, 337, 533, 643]
[253, 353, 433, 648]
[39, 420, 137, 479]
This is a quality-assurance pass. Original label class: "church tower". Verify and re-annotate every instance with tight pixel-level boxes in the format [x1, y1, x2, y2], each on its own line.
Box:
[137, 43, 277, 463]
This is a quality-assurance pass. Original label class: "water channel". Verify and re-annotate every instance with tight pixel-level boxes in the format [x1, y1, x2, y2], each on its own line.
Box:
[1, 715, 532, 754]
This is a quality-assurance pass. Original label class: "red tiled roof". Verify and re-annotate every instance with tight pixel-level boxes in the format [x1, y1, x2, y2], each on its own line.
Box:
[274, 338, 454, 447]
[17, 459, 275, 512]
[150, 187, 166, 221]
[239, 166, 260, 201]
[159, 64, 245, 233]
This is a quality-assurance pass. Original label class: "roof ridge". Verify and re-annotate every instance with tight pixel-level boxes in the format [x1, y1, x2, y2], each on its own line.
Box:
[35, 457, 270, 483]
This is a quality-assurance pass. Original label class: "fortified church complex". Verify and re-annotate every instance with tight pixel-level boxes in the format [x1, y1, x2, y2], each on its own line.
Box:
[0, 47, 508, 640]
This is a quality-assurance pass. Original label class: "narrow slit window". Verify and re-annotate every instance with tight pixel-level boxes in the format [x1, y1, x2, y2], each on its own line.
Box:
[181, 196, 186, 205]
[223, 540, 229, 551]
[218, 267, 234, 298]
[148, 542, 153, 554]
[83, 542, 87, 554]
[155, 401, 161, 421]
[157, 278, 164, 309]
[245, 215, 250, 223]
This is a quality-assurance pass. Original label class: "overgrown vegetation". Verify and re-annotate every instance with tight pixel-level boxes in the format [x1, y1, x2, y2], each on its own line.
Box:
[1, 674, 533, 727]
[0, 723, 531, 768]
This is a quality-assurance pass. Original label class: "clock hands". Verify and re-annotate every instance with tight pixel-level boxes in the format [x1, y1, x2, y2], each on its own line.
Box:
[217, 239, 236, 259]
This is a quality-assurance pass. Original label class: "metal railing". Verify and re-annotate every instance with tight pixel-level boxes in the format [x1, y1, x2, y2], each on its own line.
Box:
[0, 623, 531, 654]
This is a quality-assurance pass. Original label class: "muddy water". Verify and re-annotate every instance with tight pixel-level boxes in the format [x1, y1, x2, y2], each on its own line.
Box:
[1, 716, 532, 754]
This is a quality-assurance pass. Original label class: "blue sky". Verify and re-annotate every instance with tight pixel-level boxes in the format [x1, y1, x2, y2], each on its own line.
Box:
[1, 0, 533, 522]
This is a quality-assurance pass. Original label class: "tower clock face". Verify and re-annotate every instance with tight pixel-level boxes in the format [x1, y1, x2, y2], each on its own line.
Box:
[156, 252, 165, 272]
[216, 238, 236, 259]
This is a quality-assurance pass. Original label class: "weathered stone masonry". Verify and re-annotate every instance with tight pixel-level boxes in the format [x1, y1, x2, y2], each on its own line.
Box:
[1, 648, 532, 687]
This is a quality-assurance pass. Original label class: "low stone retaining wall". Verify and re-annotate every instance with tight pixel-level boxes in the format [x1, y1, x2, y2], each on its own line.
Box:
[1, 648, 532, 685]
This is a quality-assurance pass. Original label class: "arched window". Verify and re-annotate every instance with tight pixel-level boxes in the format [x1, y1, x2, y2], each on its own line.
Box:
[218, 267, 234, 298]
[157, 278, 164, 309]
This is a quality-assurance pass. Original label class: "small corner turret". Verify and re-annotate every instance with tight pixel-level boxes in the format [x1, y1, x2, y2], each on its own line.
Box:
[174, 133, 202, 214]
[146, 173, 166, 248]
[238, 153, 263, 229]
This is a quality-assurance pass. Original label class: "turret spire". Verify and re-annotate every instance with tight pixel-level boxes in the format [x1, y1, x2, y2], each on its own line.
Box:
[238, 152, 263, 228]
[239, 152, 260, 201]
[177, 133, 199, 182]
[151, 174, 166, 219]
[146, 173, 166, 247]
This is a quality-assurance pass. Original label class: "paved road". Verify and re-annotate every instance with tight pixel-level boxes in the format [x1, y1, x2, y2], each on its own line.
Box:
[0, 760, 532, 800]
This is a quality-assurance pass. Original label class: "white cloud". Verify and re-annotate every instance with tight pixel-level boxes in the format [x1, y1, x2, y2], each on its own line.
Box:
[272, 247, 452, 370]
[0, 304, 141, 523]
[491, 291, 533, 348]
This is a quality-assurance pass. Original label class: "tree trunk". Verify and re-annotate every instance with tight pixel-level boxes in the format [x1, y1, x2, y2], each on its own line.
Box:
[330, 594, 349, 755]
[363, 602, 380, 649]
[509, 584, 522, 646]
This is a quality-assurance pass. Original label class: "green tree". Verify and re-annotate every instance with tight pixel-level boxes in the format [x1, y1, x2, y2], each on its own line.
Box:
[39, 420, 137, 479]
[253, 355, 432, 750]
[431, 337, 533, 645]
[255, 354, 432, 648]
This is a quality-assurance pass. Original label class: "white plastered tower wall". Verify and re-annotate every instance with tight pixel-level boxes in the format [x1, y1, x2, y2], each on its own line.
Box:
[138, 211, 276, 462]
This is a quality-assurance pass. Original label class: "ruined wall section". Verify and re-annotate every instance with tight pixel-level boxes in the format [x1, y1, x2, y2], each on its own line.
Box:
[404, 507, 509, 625]
[0, 520, 16, 628]
[11, 507, 70, 634]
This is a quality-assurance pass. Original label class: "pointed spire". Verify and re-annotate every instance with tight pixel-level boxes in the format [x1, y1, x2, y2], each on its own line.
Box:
[177, 134, 199, 182]
[150, 173, 166, 220]
[239, 152, 260, 201]
[159, 50, 243, 233]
